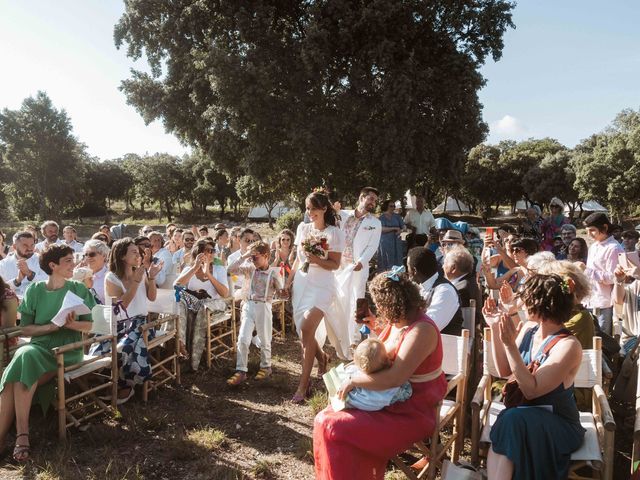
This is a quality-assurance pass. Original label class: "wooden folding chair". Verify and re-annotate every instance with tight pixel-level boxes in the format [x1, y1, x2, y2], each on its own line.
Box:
[392, 329, 470, 480]
[0, 326, 23, 376]
[471, 328, 615, 480]
[53, 304, 118, 440]
[205, 297, 236, 366]
[142, 289, 181, 402]
[271, 299, 287, 339]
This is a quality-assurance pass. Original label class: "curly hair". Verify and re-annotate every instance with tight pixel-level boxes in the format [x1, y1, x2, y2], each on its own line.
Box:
[368, 272, 426, 323]
[518, 273, 574, 324]
[537, 260, 591, 304]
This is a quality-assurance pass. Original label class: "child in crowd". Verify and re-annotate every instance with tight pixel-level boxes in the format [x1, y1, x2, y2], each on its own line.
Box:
[343, 338, 412, 411]
[226, 241, 283, 385]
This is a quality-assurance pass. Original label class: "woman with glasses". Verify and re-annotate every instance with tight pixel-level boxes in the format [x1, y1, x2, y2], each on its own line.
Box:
[483, 238, 539, 291]
[79, 239, 110, 304]
[174, 238, 229, 370]
[271, 229, 296, 281]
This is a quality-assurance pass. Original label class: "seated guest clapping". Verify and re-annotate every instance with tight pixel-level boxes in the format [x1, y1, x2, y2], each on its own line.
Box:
[0, 231, 48, 298]
[486, 274, 584, 479]
[90, 238, 162, 404]
[74, 239, 110, 304]
[314, 272, 446, 479]
[174, 238, 229, 370]
[0, 245, 96, 462]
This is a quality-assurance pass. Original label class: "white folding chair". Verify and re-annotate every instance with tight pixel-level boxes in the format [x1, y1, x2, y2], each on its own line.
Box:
[392, 329, 470, 480]
[143, 288, 181, 402]
[471, 329, 615, 480]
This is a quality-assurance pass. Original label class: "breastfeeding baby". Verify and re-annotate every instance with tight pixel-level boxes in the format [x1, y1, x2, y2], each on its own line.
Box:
[344, 338, 412, 411]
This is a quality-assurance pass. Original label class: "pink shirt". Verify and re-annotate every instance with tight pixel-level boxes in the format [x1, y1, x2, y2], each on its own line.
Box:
[585, 236, 623, 309]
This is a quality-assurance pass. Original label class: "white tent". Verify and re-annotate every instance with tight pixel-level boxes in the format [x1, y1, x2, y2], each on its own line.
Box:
[248, 202, 294, 219]
[564, 200, 608, 215]
[515, 199, 535, 212]
[433, 197, 470, 214]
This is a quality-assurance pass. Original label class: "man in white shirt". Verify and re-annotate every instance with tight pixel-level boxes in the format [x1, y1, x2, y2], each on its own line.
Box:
[148, 231, 174, 287]
[0, 231, 48, 297]
[173, 231, 195, 272]
[335, 187, 382, 354]
[404, 195, 436, 248]
[35, 220, 64, 253]
[407, 247, 462, 335]
[62, 225, 84, 253]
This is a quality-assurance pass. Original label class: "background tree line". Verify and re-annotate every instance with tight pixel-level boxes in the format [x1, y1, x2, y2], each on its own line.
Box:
[1, 91, 640, 225]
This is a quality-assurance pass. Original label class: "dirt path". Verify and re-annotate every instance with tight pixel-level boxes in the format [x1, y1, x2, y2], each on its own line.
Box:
[0, 336, 319, 480]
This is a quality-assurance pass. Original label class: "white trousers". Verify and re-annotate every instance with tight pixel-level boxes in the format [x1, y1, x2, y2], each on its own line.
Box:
[236, 300, 272, 372]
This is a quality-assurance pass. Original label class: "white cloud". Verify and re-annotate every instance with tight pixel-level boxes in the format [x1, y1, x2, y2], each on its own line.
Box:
[489, 115, 529, 139]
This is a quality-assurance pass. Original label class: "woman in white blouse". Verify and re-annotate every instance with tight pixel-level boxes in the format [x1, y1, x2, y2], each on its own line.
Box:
[174, 238, 229, 369]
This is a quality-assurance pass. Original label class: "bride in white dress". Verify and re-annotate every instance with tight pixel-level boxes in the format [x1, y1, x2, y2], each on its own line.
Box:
[285, 190, 344, 403]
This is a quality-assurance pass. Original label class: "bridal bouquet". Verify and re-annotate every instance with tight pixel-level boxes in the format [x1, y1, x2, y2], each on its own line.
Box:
[301, 234, 329, 273]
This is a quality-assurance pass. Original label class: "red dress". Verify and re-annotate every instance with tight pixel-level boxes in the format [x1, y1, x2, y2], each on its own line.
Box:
[313, 314, 447, 479]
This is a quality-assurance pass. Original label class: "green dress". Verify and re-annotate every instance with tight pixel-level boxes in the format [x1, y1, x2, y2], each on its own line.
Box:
[0, 280, 95, 412]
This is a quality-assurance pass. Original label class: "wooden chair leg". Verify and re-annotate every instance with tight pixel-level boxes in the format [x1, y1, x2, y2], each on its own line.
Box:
[57, 355, 67, 441]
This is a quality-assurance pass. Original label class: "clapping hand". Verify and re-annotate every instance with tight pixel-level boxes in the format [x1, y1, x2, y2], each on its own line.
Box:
[148, 260, 163, 280]
[498, 282, 514, 308]
[498, 313, 520, 349]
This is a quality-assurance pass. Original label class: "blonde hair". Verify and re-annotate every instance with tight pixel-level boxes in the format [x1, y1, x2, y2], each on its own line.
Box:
[537, 260, 591, 303]
[353, 338, 388, 374]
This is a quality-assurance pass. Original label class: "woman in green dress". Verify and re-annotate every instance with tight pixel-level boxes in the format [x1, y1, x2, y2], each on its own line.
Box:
[0, 244, 95, 462]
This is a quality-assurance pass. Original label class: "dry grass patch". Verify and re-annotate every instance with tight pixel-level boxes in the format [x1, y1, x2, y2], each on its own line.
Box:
[187, 426, 227, 450]
[306, 390, 328, 415]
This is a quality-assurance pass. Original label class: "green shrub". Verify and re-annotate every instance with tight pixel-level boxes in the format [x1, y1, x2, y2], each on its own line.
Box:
[275, 209, 303, 233]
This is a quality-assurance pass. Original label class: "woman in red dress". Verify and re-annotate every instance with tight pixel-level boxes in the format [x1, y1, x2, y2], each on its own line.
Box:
[313, 271, 446, 479]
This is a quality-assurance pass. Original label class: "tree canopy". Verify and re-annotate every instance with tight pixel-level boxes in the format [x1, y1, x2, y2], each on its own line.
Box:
[114, 0, 515, 200]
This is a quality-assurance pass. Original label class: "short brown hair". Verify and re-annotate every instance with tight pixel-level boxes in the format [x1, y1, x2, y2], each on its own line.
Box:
[368, 272, 426, 323]
[249, 241, 270, 256]
[40, 244, 74, 275]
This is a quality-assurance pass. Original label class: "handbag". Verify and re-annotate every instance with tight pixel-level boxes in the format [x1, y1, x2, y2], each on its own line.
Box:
[502, 329, 571, 408]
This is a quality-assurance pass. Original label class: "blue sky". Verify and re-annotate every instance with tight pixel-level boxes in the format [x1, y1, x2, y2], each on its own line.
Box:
[0, 1, 638, 158]
[480, 1, 640, 145]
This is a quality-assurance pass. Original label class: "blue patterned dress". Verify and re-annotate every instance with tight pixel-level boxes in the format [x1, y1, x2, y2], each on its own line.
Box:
[377, 213, 404, 272]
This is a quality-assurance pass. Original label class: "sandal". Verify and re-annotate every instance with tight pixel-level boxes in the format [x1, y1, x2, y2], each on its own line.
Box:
[13, 433, 29, 463]
[254, 368, 272, 381]
[290, 385, 312, 404]
[227, 371, 247, 386]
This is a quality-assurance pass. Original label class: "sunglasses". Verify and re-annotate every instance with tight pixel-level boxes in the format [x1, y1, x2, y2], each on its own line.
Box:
[84, 252, 99, 258]
[184, 238, 195, 242]
[441, 241, 457, 248]
[510, 247, 524, 254]
[142, 230, 152, 234]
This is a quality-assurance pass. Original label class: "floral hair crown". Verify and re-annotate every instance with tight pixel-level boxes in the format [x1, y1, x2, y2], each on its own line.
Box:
[560, 278, 575, 295]
[312, 186, 328, 195]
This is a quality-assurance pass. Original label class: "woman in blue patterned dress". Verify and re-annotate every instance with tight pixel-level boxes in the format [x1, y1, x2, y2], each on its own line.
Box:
[377, 200, 404, 272]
